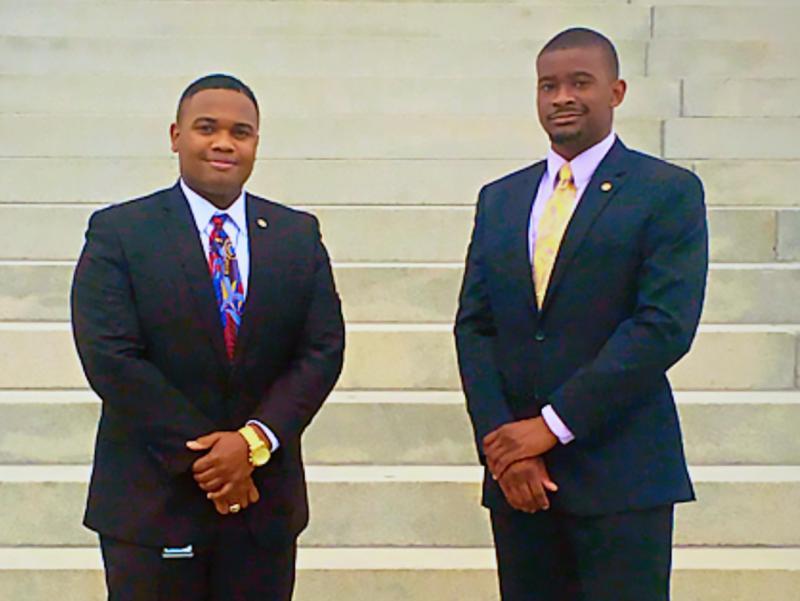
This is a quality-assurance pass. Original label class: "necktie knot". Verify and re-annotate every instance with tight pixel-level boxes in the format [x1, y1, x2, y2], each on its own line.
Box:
[557, 163, 574, 189]
[211, 214, 228, 232]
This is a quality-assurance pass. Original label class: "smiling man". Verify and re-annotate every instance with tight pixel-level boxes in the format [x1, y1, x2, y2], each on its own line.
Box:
[71, 74, 345, 600]
[455, 29, 708, 600]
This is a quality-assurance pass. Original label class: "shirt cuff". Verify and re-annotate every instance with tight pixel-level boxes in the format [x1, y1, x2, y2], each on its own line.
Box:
[541, 405, 575, 445]
[247, 420, 280, 452]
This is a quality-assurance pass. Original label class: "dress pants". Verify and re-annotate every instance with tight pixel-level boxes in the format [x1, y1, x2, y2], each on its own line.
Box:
[100, 514, 296, 601]
[490, 504, 674, 601]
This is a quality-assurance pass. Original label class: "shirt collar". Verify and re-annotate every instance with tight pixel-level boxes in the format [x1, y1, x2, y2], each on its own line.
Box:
[544, 130, 617, 190]
[180, 178, 247, 235]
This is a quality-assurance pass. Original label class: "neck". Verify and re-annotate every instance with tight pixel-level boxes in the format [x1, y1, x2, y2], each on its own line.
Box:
[551, 129, 612, 162]
[204, 192, 240, 210]
[551, 143, 583, 162]
[183, 179, 241, 210]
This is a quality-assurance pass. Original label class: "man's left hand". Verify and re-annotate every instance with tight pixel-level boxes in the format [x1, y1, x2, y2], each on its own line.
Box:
[483, 417, 558, 481]
[210, 476, 261, 515]
[187, 431, 253, 497]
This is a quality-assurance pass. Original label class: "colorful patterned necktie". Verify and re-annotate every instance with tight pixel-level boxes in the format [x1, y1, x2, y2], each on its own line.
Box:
[207, 214, 245, 360]
[533, 162, 577, 308]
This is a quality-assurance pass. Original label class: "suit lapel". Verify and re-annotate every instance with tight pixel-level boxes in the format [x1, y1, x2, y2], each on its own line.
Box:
[502, 162, 546, 316]
[159, 184, 230, 369]
[231, 195, 281, 369]
[540, 139, 631, 315]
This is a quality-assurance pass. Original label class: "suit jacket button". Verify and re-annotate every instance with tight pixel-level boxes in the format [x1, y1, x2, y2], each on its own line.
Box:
[534, 331, 545, 342]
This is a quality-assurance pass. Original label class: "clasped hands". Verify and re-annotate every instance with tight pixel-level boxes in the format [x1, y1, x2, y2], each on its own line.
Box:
[483, 417, 559, 514]
[186, 431, 261, 516]
[183, 418, 558, 516]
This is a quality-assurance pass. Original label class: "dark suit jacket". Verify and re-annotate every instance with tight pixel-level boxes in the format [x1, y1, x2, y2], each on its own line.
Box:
[455, 139, 708, 516]
[71, 182, 345, 548]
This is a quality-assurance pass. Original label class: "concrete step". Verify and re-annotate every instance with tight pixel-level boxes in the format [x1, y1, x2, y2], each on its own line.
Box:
[0, 205, 794, 263]
[706, 209, 790, 263]
[638, 0, 799, 4]
[640, 0, 797, 3]
[648, 40, 800, 77]
[665, 118, 800, 160]
[653, 6, 800, 40]
[0, 157, 524, 206]
[0, 113, 662, 159]
[6, 114, 800, 171]
[0, 262, 466, 324]
[683, 79, 800, 118]
[0, 36, 648, 78]
[0, 74, 681, 118]
[0, 2, 652, 40]
[0, 465, 798, 547]
[4, 262, 800, 325]
[704, 264, 800, 324]
[1, 546, 799, 601]
[1, 390, 799, 466]
[778, 212, 800, 261]
[0, 158, 796, 208]
[0, 324, 797, 390]
[694, 160, 800, 207]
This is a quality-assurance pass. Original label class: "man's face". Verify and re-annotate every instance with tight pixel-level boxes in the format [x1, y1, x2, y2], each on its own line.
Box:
[170, 88, 259, 206]
[536, 45, 626, 156]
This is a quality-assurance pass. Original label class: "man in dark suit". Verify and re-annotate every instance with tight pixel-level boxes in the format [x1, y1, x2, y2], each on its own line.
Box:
[455, 29, 708, 601]
[71, 74, 345, 600]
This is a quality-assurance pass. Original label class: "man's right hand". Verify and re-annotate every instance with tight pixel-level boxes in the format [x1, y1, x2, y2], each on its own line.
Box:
[497, 456, 558, 513]
[210, 476, 260, 516]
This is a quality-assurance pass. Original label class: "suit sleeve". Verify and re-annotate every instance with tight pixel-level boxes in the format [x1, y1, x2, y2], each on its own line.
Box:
[548, 171, 709, 440]
[250, 217, 345, 445]
[455, 188, 516, 459]
[71, 209, 217, 477]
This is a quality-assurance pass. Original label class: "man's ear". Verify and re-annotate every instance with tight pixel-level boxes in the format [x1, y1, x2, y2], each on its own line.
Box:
[610, 79, 627, 109]
[169, 122, 180, 153]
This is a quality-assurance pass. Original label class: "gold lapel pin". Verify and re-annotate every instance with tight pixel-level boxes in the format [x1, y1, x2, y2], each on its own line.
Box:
[256, 218, 268, 229]
[600, 181, 613, 192]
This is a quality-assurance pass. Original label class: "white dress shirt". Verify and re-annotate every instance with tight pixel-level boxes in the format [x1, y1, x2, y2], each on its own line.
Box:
[180, 179, 280, 451]
[529, 131, 617, 445]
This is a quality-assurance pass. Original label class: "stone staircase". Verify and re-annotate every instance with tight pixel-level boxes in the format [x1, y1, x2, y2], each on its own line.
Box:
[1, 0, 799, 599]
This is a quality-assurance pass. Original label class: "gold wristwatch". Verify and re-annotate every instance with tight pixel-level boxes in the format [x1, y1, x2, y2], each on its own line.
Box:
[238, 425, 272, 467]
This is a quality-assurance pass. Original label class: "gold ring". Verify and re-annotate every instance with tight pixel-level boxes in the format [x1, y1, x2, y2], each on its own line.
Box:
[228, 503, 241, 514]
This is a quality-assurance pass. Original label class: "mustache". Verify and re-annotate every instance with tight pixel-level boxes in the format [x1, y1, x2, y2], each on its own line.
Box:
[548, 107, 587, 119]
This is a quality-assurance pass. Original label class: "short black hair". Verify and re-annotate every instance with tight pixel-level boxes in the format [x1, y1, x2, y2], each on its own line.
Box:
[538, 28, 620, 79]
[176, 73, 259, 120]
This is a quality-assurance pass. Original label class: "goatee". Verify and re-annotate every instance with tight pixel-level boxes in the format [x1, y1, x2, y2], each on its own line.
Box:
[550, 130, 584, 145]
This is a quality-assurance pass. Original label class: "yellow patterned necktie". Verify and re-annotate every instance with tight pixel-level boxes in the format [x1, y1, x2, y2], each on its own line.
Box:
[533, 162, 577, 308]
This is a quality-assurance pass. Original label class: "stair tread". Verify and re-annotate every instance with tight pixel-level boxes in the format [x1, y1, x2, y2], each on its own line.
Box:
[1, 464, 799, 483]
[1, 546, 799, 571]
[2, 389, 800, 405]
